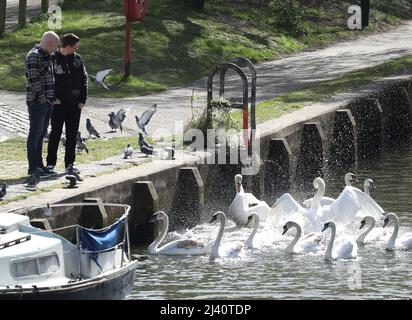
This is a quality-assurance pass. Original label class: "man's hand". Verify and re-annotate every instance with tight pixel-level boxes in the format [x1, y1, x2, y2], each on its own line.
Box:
[78, 103, 85, 109]
[54, 98, 61, 105]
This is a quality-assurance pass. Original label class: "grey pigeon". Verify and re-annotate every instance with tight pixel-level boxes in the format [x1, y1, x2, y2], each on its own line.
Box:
[89, 69, 113, 90]
[65, 175, 78, 188]
[86, 118, 101, 138]
[108, 108, 127, 133]
[43, 203, 52, 217]
[26, 168, 42, 191]
[67, 164, 83, 182]
[0, 184, 6, 200]
[138, 132, 153, 157]
[123, 143, 134, 159]
[76, 131, 89, 154]
[135, 103, 157, 135]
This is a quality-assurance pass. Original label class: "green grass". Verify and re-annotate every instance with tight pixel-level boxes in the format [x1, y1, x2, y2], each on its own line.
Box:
[0, 0, 411, 97]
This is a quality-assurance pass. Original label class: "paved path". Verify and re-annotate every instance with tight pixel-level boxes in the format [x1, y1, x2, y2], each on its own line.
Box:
[1, 20, 411, 142]
[5, 0, 62, 31]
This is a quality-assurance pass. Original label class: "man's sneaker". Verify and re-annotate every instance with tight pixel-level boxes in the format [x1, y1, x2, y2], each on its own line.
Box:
[43, 166, 58, 177]
[66, 165, 80, 175]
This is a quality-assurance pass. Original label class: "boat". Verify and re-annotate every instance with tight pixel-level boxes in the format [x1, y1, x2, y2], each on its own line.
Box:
[0, 202, 137, 300]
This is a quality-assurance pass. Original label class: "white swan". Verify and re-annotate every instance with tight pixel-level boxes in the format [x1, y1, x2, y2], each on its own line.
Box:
[282, 221, 323, 254]
[382, 213, 412, 251]
[228, 174, 270, 226]
[303, 172, 357, 208]
[356, 216, 390, 244]
[363, 179, 375, 196]
[148, 211, 211, 255]
[322, 221, 358, 260]
[209, 211, 259, 259]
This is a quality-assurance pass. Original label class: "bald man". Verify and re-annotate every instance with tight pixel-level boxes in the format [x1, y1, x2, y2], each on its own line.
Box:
[25, 31, 60, 180]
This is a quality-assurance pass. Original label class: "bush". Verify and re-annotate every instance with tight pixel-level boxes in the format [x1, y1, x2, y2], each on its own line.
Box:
[268, 0, 306, 35]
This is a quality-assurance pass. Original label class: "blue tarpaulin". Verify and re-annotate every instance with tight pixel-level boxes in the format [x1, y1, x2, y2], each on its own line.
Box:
[79, 214, 126, 270]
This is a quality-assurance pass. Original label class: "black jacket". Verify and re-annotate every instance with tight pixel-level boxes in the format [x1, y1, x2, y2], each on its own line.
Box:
[53, 50, 88, 105]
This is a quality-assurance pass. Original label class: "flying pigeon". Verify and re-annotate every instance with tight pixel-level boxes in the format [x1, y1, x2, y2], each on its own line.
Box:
[86, 118, 101, 138]
[108, 108, 127, 133]
[67, 164, 83, 182]
[138, 132, 153, 157]
[135, 103, 157, 135]
[123, 143, 134, 159]
[89, 69, 113, 90]
[0, 184, 6, 200]
[65, 175, 78, 188]
[26, 168, 42, 191]
[76, 131, 89, 154]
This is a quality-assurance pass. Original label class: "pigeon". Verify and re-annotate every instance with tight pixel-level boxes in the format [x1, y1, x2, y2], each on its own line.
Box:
[65, 175, 78, 188]
[0, 184, 6, 200]
[123, 143, 134, 159]
[76, 131, 89, 154]
[89, 69, 113, 90]
[67, 164, 83, 182]
[26, 168, 42, 191]
[43, 203, 52, 217]
[138, 132, 153, 157]
[86, 118, 101, 138]
[108, 108, 127, 133]
[135, 103, 157, 135]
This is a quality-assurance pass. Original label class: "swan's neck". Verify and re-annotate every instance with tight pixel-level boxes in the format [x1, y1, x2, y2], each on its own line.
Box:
[387, 216, 399, 250]
[245, 218, 259, 248]
[148, 215, 168, 254]
[356, 219, 374, 244]
[311, 183, 325, 209]
[210, 215, 226, 259]
[325, 224, 336, 260]
[364, 185, 370, 196]
[286, 223, 301, 253]
[345, 177, 352, 186]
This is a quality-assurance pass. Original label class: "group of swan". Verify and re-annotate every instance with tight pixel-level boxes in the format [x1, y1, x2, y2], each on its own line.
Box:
[147, 173, 411, 262]
[270, 174, 384, 232]
[148, 210, 260, 260]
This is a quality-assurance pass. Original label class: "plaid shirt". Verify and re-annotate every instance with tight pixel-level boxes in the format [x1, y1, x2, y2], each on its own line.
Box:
[25, 44, 55, 105]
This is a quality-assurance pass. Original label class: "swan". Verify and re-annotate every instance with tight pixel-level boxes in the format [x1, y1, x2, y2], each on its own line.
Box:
[303, 172, 357, 208]
[228, 174, 270, 226]
[322, 221, 358, 260]
[209, 211, 258, 259]
[356, 216, 390, 244]
[363, 179, 375, 196]
[148, 211, 211, 255]
[282, 221, 323, 254]
[382, 213, 412, 251]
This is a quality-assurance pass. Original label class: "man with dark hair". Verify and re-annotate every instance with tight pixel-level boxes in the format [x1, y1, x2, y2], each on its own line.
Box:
[46, 33, 88, 174]
[25, 31, 60, 181]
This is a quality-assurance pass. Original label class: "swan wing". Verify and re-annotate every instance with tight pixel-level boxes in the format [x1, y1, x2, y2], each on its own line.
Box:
[332, 235, 357, 259]
[246, 201, 270, 222]
[244, 192, 259, 205]
[303, 196, 335, 208]
[324, 186, 384, 226]
[220, 241, 244, 258]
[158, 239, 210, 255]
[297, 233, 324, 253]
[268, 193, 306, 227]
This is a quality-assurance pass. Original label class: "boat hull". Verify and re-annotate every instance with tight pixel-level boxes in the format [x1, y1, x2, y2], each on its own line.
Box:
[0, 260, 137, 300]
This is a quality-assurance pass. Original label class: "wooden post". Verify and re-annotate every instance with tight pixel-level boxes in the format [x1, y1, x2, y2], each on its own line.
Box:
[0, 0, 6, 37]
[41, 0, 49, 14]
[18, 0, 27, 29]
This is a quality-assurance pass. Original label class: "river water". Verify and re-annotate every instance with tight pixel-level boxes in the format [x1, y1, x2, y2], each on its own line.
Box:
[130, 144, 412, 300]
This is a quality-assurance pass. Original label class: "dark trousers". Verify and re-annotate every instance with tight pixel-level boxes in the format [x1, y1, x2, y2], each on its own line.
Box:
[27, 102, 52, 174]
[47, 103, 81, 168]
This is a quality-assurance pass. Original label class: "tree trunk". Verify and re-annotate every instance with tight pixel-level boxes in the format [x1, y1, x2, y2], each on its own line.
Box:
[0, 0, 6, 37]
[18, 0, 27, 28]
[41, 0, 49, 13]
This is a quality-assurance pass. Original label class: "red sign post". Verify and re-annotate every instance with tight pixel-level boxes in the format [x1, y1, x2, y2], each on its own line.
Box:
[122, 0, 148, 80]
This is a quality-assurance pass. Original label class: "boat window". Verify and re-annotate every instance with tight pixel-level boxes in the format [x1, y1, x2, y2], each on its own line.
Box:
[10, 259, 39, 277]
[10, 253, 60, 278]
[38, 254, 60, 274]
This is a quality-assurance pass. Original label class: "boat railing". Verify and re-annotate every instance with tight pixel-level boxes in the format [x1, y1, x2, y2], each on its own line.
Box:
[5, 202, 132, 277]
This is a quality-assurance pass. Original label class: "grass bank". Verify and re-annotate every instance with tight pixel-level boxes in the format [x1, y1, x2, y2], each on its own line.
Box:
[0, 0, 411, 97]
